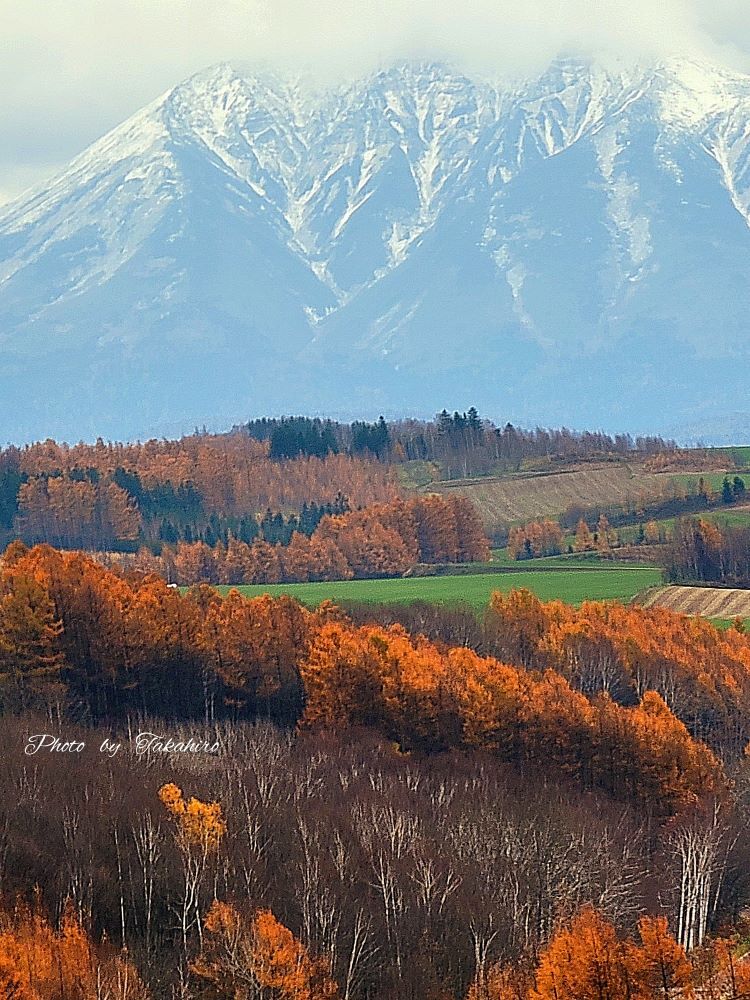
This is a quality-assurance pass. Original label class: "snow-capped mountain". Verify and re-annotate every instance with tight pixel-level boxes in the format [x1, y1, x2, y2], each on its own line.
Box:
[2, 58, 750, 442]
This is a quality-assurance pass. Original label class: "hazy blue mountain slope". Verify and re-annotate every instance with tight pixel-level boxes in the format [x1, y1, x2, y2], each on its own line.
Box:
[1, 58, 750, 441]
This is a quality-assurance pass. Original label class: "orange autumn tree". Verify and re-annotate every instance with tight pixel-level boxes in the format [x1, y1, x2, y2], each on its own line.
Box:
[14, 433, 396, 519]
[196, 591, 311, 717]
[252, 909, 339, 999]
[300, 619, 725, 814]
[467, 963, 533, 1000]
[574, 519, 596, 553]
[16, 475, 140, 549]
[626, 916, 693, 999]
[507, 520, 564, 560]
[692, 937, 750, 999]
[596, 514, 615, 554]
[0, 900, 148, 1000]
[0, 556, 62, 707]
[529, 907, 692, 1000]
[159, 783, 226, 853]
[531, 906, 629, 1000]
[193, 900, 339, 1000]
[593, 690, 723, 812]
[0, 542, 742, 803]
[485, 587, 750, 757]
[159, 783, 226, 953]
[67, 489, 489, 584]
[451, 495, 492, 562]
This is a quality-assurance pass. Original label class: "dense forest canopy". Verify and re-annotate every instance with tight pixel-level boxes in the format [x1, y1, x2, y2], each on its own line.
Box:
[0, 411, 675, 553]
[242, 411, 674, 472]
[1, 542, 750, 997]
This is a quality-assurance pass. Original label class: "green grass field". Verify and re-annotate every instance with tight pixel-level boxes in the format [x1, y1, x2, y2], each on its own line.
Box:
[710, 618, 749, 630]
[220, 565, 663, 612]
[671, 472, 743, 492]
[704, 508, 750, 528]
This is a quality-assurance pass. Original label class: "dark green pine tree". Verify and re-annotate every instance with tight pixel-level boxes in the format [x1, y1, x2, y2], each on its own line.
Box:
[238, 516, 260, 544]
[159, 519, 179, 544]
[376, 416, 390, 457]
[437, 409, 452, 437]
[0, 461, 22, 534]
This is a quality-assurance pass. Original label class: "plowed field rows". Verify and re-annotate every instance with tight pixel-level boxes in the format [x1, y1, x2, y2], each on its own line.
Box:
[429, 464, 668, 528]
[642, 585, 750, 618]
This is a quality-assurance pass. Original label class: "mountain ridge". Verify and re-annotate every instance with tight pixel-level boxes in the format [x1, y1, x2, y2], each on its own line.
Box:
[2, 57, 750, 443]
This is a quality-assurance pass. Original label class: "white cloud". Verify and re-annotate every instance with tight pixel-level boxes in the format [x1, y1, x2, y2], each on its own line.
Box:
[1, 0, 749, 204]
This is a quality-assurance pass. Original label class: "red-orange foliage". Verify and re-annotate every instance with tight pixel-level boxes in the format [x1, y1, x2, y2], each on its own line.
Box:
[0, 900, 148, 1000]
[574, 519, 596, 553]
[627, 915, 694, 998]
[301, 619, 725, 814]
[16, 475, 140, 548]
[159, 783, 226, 852]
[117, 493, 489, 585]
[531, 906, 630, 1000]
[193, 900, 339, 999]
[693, 938, 750, 999]
[0, 545, 734, 814]
[197, 591, 310, 709]
[467, 963, 533, 1000]
[0, 552, 62, 700]
[507, 520, 564, 560]
[7, 429, 491, 581]
[486, 589, 750, 753]
[527, 907, 692, 1000]
[16, 433, 396, 518]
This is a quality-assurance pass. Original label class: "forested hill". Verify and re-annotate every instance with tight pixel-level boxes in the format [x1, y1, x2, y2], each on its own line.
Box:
[0, 412, 673, 549]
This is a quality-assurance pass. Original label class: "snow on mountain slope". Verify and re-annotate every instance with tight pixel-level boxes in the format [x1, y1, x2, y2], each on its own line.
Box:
[2, 57, 750, 441]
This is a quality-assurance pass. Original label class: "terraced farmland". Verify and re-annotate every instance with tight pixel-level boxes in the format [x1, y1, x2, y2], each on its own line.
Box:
[427, 463, 669, 529]
[642, 585, 750, 618]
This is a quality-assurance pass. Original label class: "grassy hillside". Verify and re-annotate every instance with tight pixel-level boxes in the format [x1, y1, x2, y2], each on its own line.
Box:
[616, 504, 750, 544]
[670, 472, 738, 491]
[221, 564, 662, 612]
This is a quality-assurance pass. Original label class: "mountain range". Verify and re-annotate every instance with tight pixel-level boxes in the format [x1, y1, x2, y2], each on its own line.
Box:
[2, 57, 750, 442]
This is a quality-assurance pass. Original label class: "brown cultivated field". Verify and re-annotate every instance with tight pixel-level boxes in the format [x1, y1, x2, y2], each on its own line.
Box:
[427, 463, 669, 529]
[642, 585, 750, 618]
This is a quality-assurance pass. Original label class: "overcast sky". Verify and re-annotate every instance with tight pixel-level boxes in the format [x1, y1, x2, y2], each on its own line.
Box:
[2, 0, 750, 205]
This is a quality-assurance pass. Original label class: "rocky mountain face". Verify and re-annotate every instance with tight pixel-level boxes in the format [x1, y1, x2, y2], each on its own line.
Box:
[2, 58, 750, 442]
